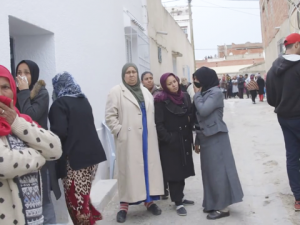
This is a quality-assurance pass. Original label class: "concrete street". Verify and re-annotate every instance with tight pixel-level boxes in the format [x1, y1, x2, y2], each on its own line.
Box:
[101, 98, 300, 225]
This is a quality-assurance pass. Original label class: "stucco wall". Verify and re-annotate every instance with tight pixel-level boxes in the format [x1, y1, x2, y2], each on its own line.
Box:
[264, 19, 290, 72]
[1, 0, 147, 182]
[147, 0, 195, 84]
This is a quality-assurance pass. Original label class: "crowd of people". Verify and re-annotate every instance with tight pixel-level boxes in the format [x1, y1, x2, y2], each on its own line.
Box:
[105, 63, 243, 223]
[218, 73, 266, 104]
[3, 32, 300, 224]
[0, 62, 106, 225]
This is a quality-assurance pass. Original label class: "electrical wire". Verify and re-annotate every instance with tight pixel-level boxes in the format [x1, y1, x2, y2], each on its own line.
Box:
[198, 0, 260, 16]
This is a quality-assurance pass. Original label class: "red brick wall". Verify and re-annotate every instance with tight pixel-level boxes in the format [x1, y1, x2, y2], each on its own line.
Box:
[196, 58, 265, 68]
[259, 0, 289, 47]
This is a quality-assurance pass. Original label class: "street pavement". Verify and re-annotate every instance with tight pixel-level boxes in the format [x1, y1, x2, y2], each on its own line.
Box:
[101, 98, 300, 225]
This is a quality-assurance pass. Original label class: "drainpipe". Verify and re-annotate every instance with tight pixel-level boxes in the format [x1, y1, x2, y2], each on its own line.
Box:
[188, 0, 196, 71]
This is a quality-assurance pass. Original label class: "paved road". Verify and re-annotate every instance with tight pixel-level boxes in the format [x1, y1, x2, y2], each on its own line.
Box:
[101, 98, 299, 225]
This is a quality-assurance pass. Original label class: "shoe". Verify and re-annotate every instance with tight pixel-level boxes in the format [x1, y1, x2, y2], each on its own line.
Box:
[147, 204, 162, 215]
[207, 210, 230, 220]
[203, 208, 214, 213]
[183, 199, 195, 205]
[295, 201, 300, 211]
[161, 195, 169, 200]
[176, 206, 187, 216]
[117, 210, 127, 223]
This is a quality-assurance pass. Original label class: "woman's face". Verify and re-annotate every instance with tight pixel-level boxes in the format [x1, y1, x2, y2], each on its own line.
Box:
[166, 76, 179, 93]
[17, 63, 32, 86]
[124, 67, 138, 86]
[142, 73, 154, 90]
[0, 77, 13, 100]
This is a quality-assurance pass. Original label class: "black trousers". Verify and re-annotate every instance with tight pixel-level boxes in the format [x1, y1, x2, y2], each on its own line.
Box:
[245, 88, 249, 98]
[238, 88, 244, 99]
[169, 180, 185, 206]
[250, 90, 257, 103]
[278, 116, 300, 200]
[163, 179, 169, 196]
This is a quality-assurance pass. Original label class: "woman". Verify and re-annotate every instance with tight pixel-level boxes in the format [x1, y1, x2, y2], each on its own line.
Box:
[16, 60, 60, 224]
[231, 76, 239, 98]
[193, 67, 243, 220]
[226, 75, 232, 98]
[154, 73, 195, 216]
[0, 65, 62, 225]
[246, 74, 259, 104]
[105, 63, 164, 223]
[49, 72, 106, 225]
[141, 71, 160, 97]
[256, 74, 265, 102]
[219, 75, 228, 99]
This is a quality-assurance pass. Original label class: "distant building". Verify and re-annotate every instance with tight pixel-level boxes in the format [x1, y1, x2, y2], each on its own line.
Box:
[196, 42, 265, 76]
[259, 0, 300, 71]
[165, 6, 191, 42]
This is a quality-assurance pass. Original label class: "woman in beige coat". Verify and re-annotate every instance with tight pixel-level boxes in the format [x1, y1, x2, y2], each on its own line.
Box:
[105, 63, 164, 223]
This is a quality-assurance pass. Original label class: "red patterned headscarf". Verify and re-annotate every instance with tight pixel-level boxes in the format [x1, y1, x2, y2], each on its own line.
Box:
[0, 65, 40, 136]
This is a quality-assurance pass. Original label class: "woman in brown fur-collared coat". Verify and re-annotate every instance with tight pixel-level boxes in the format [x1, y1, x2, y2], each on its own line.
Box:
[16, 60, 61, 225]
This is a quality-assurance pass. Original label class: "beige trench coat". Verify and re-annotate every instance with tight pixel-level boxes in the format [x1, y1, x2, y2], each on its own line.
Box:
[105, 83, 164, 203]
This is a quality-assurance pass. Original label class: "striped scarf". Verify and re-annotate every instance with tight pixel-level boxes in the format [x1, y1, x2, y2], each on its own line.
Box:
[247, 80, 259, 91]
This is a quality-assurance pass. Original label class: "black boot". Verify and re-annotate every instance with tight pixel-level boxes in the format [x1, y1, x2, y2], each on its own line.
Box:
[207, 210, 230, 220]
[147, 204, 162, 215]
[117, 210, 127, 223]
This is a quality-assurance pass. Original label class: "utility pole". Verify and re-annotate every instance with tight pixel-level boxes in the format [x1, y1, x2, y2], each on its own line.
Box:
[188, 0, 196, 71]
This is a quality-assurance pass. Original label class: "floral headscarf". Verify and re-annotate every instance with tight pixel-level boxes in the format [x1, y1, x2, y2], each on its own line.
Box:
[52, 71, 85, 100]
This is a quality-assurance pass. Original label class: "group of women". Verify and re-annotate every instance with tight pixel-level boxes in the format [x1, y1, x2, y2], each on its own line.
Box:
[105, 63, 244, 223]
[0, 61, 106, 225]
[0, 59, 244, 224]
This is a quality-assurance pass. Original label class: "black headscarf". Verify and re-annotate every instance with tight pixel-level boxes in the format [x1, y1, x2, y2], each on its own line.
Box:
[193, 67, 219, 92]
[16, 60, 40, 90]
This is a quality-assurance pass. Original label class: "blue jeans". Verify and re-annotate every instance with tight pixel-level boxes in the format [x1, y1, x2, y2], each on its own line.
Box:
[278, 116, 300, 200]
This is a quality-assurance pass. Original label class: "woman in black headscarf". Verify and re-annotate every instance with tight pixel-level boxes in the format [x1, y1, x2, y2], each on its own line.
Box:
[193, 67, 243, 220]
[16, 60, 61, 224]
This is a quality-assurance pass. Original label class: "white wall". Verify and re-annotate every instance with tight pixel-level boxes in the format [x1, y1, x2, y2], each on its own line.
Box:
[0, 0, 141, 183]
[147, 0, 195, 84]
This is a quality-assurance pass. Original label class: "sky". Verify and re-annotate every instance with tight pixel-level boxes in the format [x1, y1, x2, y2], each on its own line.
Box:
[161, 0, 262, 60]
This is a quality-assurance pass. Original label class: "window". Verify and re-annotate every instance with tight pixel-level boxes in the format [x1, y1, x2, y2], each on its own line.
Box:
[158, 47, 162, 63]
[126, 39, 132, 63]
[277, 38, 286, 56]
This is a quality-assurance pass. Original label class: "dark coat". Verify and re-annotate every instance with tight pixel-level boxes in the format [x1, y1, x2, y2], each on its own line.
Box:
[237, 77, 245, 89]
[257, 77, 265, 95]
[155, 93, 195, 182]
[267, 56, 300, 118]
[49, 96, 107, 179]
[17, 81, 61, 200]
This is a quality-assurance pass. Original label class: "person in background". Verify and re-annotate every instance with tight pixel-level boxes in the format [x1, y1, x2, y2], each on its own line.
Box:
[186, 82, 195, 103]
[231, 76, 238, 98]
[256, 74, 265, 102]
[105, 63, 164, 223]
[219, 75, 228, 99]
[141, 71, 168, 200]
[141, 71, 161, 97]
[49, 72, 106, 225]
[193, 67, 243, 220]
[266, 33, 300, 211]
[244, 74, 250, 98]
[0, 65, 62, 225]
[180, 77, 192, 92]
[237, 75, 245, 99]
[246, 74, 259, 104]
[226, 74, 232, 98]
[154, 73, 195, 216]
[16, 60, 60, 224]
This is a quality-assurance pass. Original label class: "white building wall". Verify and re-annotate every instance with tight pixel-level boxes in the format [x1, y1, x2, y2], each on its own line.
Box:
[1, 0, 147, 181]
[147, 0, 194, 84]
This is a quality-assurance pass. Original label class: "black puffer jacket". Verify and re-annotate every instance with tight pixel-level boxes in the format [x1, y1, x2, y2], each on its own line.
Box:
[266, 55, 300, 118]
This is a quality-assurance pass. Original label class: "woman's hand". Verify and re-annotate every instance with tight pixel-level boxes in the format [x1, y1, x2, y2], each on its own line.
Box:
[193, 84, 202, 93]
[195, 145, 200, 154]
[0, 100, 17, 125]
[16, 75, 29, 90]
